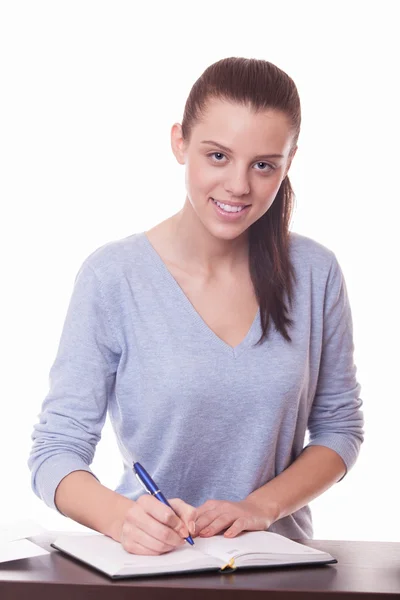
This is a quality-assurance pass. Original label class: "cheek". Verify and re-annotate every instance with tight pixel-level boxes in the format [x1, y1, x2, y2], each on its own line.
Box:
[257, 174, 283, 199]
[187, 162, 217, 193]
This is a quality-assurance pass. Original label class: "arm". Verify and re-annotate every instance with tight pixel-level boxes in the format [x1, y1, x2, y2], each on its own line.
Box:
[246, 445, 346, 523]
[29, 261, 194, 553]
[28, 262, 121, 511]
[55, 471, 135, 540]
[55, 472, 194, 551]
[195, 254, 364, 538]
[248, 254, 364, 523]
[195, 446, 346, 537]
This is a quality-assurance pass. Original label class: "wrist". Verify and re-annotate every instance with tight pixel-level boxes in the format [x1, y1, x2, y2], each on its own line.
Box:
[104, 494, 136, 542]
[245, 492, 281, 525]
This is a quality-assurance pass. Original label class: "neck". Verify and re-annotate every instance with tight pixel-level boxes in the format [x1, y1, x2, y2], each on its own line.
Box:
[167, 197, 249, 278]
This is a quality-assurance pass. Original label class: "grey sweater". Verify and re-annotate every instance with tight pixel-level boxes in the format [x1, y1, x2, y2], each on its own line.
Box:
[28, 231, 364, 539]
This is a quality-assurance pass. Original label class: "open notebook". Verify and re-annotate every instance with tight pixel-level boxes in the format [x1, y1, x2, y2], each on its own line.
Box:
[51, 530, 336, 579]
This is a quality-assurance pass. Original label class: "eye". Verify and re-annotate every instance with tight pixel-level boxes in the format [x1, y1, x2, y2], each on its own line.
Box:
[254, 162, 274, 172]
[208, 152, 226, 162]
[207, 153, 275, 173]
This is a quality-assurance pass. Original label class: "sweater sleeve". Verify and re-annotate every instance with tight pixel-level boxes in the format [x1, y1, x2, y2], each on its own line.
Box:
[28, 262, 121, 510]
[306, 254, 364, 476]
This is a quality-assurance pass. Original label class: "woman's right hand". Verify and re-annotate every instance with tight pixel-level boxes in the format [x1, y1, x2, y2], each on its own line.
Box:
[120, 494, 197, 555]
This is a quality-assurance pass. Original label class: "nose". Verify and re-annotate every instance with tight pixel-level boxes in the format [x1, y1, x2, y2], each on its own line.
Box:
[223, 169, 250, 197]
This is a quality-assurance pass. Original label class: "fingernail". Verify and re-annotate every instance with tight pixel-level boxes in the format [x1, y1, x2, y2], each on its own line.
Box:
[189, 521, 196, 535]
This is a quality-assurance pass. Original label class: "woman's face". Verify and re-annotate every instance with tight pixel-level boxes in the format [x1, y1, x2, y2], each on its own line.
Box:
[172, 98, 297, 241]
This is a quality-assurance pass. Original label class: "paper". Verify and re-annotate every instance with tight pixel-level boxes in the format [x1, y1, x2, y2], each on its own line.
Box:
[51, 530, 335, 579]
[0, 519, 49, 564]
[0, 519, 47, 544]
[0, 539, 49, 564]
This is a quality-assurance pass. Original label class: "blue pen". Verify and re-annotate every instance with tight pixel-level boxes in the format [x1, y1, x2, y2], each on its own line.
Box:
[133, 462, 194, 546]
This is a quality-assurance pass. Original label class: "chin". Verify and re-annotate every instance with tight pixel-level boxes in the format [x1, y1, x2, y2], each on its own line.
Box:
[206, 223, 250, 242]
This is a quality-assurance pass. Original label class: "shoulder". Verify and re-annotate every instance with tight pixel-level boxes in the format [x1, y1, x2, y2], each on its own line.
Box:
[76, 232, 147, 282]
[289, 231, 338, 274]
[288, 232, 347, 302]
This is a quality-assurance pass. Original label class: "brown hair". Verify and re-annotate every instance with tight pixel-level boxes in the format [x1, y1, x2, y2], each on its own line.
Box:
[181, 57, 301, 345]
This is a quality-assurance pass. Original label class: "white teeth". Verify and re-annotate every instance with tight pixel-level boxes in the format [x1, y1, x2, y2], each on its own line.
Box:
[212, 199, 245, 213]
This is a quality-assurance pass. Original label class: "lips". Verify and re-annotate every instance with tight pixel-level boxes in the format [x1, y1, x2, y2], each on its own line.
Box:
[209, 197, 251, 220]
[210, 197, 250, 208]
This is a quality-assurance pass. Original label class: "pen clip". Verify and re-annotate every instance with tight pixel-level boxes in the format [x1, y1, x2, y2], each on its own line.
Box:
[135, 471, 151, 494]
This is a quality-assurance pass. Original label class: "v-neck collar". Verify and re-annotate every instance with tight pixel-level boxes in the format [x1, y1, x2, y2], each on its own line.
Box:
[139, 232, 260, 359]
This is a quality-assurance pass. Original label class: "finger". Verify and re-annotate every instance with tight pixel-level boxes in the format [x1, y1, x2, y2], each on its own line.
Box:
[195, 504, 228, 534]
[195, 514, 216, 534]
[122, 540, 160, 556]
[224, 517, 247, 538]
[168, 498, 197, 536]
[225, 513, 270, 537]
[132, 496, 188, 544]
[134, 511, 185, 548]
[137, 494, 187, 535]
[194, 505, 221, 533]
[122, 521, 182, 555]
[195, 500, 218, 517]
[224, 517, 252, 538]
[199, 514, 235, 537]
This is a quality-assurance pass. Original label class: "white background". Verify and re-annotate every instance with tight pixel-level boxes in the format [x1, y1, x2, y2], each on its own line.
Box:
[1, 1, 398, 541]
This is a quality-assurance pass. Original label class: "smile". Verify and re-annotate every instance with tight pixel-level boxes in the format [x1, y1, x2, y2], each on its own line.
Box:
[210, 198, 249, 213]
[209, 197, 251, 220]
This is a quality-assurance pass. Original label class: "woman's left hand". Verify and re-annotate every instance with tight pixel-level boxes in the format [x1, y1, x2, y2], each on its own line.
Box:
[193, 498, 275, 539]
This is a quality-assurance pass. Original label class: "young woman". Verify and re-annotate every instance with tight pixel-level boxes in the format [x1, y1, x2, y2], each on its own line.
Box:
[29, 57, 364, 556]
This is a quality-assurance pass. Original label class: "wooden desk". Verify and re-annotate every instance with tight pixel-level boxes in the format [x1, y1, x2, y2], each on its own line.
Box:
[1, 534, 399, 599]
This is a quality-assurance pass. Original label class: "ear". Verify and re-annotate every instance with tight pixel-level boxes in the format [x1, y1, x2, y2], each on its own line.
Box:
[171, 123, 186, 165]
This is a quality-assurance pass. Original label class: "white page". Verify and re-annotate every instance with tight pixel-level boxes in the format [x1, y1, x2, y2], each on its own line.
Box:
[196, 531, 327, 561]
[53, 531, 331, 576]
[53, 533, 221, 576]
[0, 539, 49, 564]
[0, 519, 47, 544]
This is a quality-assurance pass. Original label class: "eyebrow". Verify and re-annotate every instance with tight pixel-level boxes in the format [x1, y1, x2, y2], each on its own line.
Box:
[200, 140, 284, 160]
